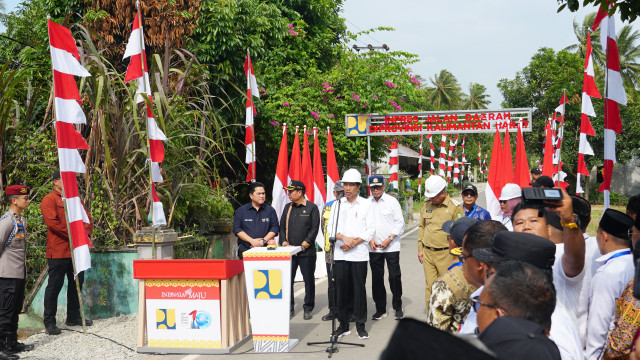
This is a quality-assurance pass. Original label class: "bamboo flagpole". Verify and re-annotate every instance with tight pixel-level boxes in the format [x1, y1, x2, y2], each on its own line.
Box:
[47, 17, 93, 333]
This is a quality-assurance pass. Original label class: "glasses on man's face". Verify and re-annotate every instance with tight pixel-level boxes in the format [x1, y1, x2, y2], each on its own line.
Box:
[499, 200, 507, 204]
[458, 253, 473, 263]
[462, 192, 475, 197]
[471, 295, 504, 314]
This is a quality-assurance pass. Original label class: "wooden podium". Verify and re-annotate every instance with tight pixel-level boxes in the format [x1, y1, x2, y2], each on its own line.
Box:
[133, 259, 250, 354]
[242, 246, 301, 352]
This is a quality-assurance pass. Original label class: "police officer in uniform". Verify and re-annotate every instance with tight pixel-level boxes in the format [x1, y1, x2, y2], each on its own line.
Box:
[418, 175, 462, 313]
[0, 185, 34, 359]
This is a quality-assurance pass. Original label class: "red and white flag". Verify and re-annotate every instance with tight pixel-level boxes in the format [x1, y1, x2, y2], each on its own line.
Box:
[272, 124, 288, 220]
[313, 127, 326, 248]
[312, 127, 326, 210]
[48, 19, 92, 274]
[594, 5, 626, 209]
[325, 128, 340, 203]
[438, 135, 447, 177]
[244, 51, 259, 182]
[301, 126, 314, 200]
[485, 128, 503, 217]
[577, 33, 600, 194]
[541, 122, 555, 178]
[289, 126, 301, 182]
[389, 142, 399, 190]
[461, 136, 466, 176]
[124, 7, 166, 227]
[553, 94, 569, 189]
[513, 122, 531, 188]
[417, 135, 423, 194]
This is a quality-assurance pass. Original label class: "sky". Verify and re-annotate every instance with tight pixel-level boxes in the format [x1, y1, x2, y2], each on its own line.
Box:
[340, 0, 639, 107]
[2, 0, 638, 107]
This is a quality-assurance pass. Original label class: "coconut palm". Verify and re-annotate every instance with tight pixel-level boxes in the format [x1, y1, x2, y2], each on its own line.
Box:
[428, 69, 462, 110]
[615, 25, 640, 89]
[463, 83, 490, 110]
[564, 12, 604, 64]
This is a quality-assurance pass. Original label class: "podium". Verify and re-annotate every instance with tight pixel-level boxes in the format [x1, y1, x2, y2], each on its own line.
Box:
[242, 246, 301, 352]
[133, 260, 251, 354]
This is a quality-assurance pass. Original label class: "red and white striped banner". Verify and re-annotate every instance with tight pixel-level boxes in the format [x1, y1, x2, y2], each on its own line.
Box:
[461, 135, 466, 176]
[594, 6, 626, 209]
[48, 19, 92, 274]
[388, 142, 399, 189]
[453, 154, 460, 184]
[124, 7, 167, 226]
[439, 134, 447, 177]
[417, 135, 423, 194]
[576, 33, 600, 194]
[429, 134, 435, 176]
[244, 51, 259, 182]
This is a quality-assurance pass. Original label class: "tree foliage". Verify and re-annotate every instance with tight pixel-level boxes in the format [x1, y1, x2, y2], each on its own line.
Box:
[557, 0, 640, 23]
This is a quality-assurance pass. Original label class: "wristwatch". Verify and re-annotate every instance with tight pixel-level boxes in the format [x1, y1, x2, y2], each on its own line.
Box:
[561, 214, 580, 229]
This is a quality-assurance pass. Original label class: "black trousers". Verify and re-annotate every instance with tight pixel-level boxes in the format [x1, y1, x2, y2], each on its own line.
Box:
[326, 262, 353, 315]
[291, 255, 316, 311]
[0, 278, 25, 334]
[335, 260, 367, 330]
[370, 251, 403, 313]
[44, 258, 85, 327]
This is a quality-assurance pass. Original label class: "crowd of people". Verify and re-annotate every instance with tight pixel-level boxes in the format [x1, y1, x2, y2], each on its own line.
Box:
[234, 166, 640, 359]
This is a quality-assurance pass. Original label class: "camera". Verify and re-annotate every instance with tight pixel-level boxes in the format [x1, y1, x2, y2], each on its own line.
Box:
[522, 187, 563, 207]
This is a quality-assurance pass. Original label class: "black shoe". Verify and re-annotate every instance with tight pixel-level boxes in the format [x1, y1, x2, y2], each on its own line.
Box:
[395, 308, 404, 320]
[372, 311, 387, 320]
[303, 310, 313, 320]
[0, 349, 18, 360]
[45, 325, 61, 335]
[357, 328, 369, 339]
[7, 333, 34, 353]
[65, 319, 93, 327]
[348, 314, 355, 322]
[331, 327, 350, 338]
[321, 312, 335, 321]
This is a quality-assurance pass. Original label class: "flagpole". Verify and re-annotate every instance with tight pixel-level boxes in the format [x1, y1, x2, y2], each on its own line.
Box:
[135, 1, 158, 258]
[366, 135, 372, 195]
[48, 16, 88, 332]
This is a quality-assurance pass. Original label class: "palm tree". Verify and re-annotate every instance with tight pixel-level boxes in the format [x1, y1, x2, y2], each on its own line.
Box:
[428, 69, 462, 110]
[615, 25, 640, 89]
[463, 83, 490, 109]
[564, 12, 604, 64]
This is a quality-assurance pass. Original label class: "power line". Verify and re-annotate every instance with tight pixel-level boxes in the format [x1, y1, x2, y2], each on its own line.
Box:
[345, 18, 384, 46]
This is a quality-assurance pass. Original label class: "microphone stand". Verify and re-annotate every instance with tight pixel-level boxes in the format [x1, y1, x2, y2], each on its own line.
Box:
[307, 195, 364, 357]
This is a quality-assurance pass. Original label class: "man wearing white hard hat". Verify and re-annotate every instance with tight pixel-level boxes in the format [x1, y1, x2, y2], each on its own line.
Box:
[418, 175, 462, 313]
[326, 169, 375, 339]
[494, 183, 522, 231]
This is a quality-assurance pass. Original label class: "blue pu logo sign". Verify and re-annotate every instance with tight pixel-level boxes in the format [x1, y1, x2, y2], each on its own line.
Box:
[156, 309, 176, 329]
[254, 270, 282, 299]
[346, 115, 368, 135]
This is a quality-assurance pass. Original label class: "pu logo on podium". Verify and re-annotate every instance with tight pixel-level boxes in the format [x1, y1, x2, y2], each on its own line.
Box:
[346, 115, 368, 135]
[254, 270, 282, 299]
[156, 309, 176, 329]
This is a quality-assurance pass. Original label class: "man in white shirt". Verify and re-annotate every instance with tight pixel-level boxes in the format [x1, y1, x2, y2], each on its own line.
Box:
[367, 175, 405, 321]
[327, 169, 375, 340]
[586, 209, 635, 360]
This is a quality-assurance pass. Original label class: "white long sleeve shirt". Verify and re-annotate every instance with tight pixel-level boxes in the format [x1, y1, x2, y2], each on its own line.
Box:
[369, 193, 404, 253]
[327, 196, 375, 262]
[585, 248, 634, 360]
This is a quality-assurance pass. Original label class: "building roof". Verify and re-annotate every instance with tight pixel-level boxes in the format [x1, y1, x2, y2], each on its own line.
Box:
[397, 144, 428, 160]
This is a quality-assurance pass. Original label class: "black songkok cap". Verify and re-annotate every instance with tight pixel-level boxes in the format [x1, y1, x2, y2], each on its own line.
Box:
[600, 208, 634, 241]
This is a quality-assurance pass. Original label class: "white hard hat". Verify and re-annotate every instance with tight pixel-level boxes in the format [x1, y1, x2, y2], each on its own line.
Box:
[424, 175, 447, 198]
[341, 168, 362, 183]
[499, 183, 522, 200]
